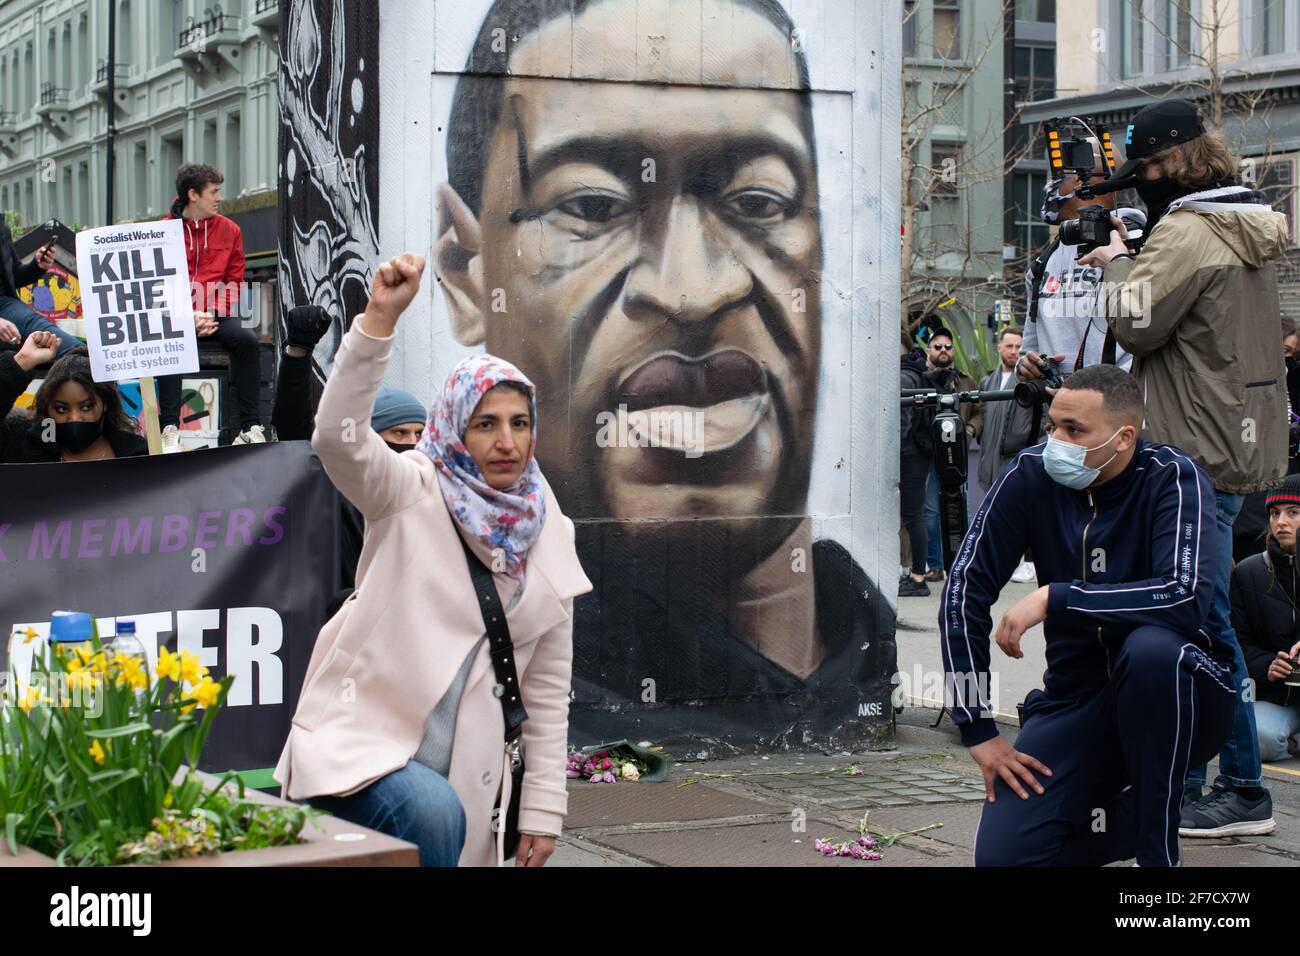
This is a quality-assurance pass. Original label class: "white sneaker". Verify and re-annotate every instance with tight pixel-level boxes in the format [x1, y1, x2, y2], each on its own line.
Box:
[232, 424, 268, 445]
[161, 425, 182, 454]
[1010, 561, 1036, 583]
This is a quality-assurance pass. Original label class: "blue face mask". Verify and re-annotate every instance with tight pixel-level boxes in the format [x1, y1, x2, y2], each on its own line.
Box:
[1042, 428, 1123, 490]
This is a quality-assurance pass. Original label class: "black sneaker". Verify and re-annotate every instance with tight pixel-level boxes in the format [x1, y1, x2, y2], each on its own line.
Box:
[1180, 784, 1202, 811]
[1178, 783, 1275, 838]
[898, 576, 931, 597]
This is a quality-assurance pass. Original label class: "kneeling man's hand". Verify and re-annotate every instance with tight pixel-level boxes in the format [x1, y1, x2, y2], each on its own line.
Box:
[996, 586, 1048, 660]
[970, 736, 1052, 802]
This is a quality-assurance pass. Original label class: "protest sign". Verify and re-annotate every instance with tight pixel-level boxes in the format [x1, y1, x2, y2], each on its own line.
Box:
[0, 442, 340, 773]
[76, 220, 199, 384]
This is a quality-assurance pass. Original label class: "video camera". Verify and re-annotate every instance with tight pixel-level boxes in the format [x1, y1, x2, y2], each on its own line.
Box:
[900, 387, 1015, 569]
[1046, 118, 1146, 255]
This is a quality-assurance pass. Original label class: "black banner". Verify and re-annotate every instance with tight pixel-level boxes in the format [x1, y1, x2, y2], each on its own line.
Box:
[0, 442, 339, 772]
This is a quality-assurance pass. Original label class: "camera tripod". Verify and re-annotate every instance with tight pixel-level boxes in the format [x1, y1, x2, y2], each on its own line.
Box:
[900, 388, 1016, 570]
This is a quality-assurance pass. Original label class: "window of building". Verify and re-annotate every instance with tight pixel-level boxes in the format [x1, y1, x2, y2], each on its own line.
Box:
[1122, 1, 1145, 77]
[77, 162, 90, 226]
[23, 42, 33, 112]
[1167, 0, 1194, 66]
[1013, 44, 1055, 101]
[61, 22, 72, 91]
[934, 1, 961, 59]
[202, 117, 217, 162]
[169, 0, 184, 49]
[1008, 171, 1049, 259]
[903, 0, 918, 57]
[225, 112, 242, 194]
[929, 144, 963, 238]
[161, 132, 183, 198]
[76, 14, 88, 91]
[133, 141, 148, 218]
[1016, 0, 1056, 20]
[1259, 0, 1292, 54]
[119, 0, 133, 63]
[1253, 154, 1297, 246]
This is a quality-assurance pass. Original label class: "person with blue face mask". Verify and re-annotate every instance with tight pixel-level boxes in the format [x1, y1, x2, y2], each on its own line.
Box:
[941, 364, 1234, 867]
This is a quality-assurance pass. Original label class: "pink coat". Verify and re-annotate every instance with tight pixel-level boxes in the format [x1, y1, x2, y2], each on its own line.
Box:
[273, 322, 592, 866]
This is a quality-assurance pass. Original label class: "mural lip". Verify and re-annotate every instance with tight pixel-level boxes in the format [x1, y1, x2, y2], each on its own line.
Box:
[616, 347, 768, 404]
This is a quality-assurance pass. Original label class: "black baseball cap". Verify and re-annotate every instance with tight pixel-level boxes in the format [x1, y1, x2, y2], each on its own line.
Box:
[1096, 100, 1206, 190]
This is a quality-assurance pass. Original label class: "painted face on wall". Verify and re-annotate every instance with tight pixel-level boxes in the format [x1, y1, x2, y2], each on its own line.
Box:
[437, 0, 822, 545]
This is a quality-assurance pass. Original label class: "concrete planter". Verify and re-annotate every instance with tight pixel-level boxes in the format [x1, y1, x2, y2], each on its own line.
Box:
[1, 772, 418, 867]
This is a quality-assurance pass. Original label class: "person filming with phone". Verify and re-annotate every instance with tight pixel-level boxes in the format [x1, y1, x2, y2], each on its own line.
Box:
[0, 221, 79, 356]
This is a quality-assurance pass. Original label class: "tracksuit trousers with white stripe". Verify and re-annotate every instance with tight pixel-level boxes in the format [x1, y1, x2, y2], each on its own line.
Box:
[974, 625, 1235, 868]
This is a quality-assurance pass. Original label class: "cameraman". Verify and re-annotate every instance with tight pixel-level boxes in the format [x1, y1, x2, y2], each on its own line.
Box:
[943, 365, 1232, 867]
[1081, 99, 1290, 837]
[1018, 136, 1133, 385]
[922, 327, 981, 580]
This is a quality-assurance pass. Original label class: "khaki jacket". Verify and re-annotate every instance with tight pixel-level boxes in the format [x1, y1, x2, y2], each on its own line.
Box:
[1103, 189, 1290, 494]
[273, 322, 593, 866]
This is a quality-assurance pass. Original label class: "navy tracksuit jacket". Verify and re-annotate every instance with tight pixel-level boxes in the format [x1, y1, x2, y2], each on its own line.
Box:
[941, 438, 1236, 866]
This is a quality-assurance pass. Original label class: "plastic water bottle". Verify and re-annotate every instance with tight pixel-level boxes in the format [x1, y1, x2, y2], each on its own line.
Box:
[109, 620, 149, 700]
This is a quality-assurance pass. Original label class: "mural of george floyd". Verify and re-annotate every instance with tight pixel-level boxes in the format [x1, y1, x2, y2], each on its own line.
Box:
[281, 0, 902, 753]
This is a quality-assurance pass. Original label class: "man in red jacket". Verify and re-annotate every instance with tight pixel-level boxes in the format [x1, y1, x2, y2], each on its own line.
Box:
[156, 163, 264, 451]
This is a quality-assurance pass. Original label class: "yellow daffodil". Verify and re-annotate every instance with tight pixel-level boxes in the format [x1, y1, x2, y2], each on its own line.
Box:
[17, 684, 41, 713]
[88, 740, 106, 766]
[181, 675, 222, 714]
[156, 647, 181, 682]
[112, 655, 148, 692]
[179, 651, 208, 684]
[21, 626, 39, 644]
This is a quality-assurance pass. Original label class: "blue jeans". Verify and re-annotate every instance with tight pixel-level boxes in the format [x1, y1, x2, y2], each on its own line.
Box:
[1186, 492, 1264, 790]
[309, 761, 467, 867]
[924, 462, 943, 569]
[1255, 700, 1300, 762]
[0, 295, 81, 354]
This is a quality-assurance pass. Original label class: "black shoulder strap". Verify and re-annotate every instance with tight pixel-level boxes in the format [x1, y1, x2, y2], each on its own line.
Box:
[460, 537, 529, 741]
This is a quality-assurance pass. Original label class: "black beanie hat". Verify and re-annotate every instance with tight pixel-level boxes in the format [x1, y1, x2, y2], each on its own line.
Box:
[1265, 474, 1300, 510]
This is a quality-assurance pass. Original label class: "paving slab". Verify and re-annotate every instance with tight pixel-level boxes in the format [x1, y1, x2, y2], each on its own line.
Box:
[592, 820, 950, 867]
[565, 780, 781, 829]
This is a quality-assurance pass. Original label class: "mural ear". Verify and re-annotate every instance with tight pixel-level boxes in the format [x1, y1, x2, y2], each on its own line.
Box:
[435, 182, 486, 347]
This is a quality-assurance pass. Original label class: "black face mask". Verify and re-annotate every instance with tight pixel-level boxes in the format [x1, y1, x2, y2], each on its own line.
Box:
[1135, 175, 1187, 231]
[1287, 356, 1299, 373]
[52, 417, 105, 453]
[385, 441, 416, 455]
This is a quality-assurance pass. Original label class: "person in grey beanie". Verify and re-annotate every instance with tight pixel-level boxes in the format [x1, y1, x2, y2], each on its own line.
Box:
[269, 306, 428, 605]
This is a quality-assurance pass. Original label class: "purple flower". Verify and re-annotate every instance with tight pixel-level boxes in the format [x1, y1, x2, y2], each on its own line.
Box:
[589, 773, 602, 783]
[566, 769, 581, 778]
[602, 770, 617, 784]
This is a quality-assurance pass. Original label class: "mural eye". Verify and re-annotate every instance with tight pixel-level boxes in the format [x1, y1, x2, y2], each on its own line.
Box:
[554, 193, 629, 224]
[723, 189, 791, 224]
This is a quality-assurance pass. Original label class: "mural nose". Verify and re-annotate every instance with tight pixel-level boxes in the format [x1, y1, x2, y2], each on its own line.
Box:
[624, 197, 751, 324]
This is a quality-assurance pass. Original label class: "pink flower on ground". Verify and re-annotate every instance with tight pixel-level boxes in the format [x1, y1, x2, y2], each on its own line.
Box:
[602, 770, 617, 783]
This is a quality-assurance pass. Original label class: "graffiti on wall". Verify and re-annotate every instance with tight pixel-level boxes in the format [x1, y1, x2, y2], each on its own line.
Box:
[277, 0, 380, 382]
[286, 0, 898, 750]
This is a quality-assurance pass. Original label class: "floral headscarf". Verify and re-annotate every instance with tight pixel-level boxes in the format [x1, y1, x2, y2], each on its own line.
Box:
[416, 354, 547, 589]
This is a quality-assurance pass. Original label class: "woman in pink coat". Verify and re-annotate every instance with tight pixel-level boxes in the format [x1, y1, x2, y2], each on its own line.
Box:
[274, 253, 592, 866]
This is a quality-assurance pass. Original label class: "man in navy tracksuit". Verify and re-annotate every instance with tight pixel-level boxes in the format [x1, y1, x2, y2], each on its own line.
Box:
[942, 364, 1235, 866]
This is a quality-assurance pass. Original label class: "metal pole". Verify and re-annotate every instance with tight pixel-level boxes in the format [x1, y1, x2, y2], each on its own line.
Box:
[105, 0, 116, 224]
